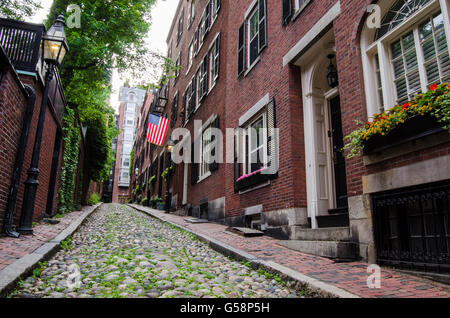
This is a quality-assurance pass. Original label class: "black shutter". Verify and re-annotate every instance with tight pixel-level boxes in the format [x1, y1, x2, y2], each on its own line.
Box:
[217, 0, 221, 12]
[237, 22, 246, 76]
[194, 29, 199, 53]
[181, 93, 187, 125]
[259, 0, 267, 52]
[191, 142, 199, 184]
[282, 0, 292, 25]
[216, 34, 221, 78]
[210, 115, 220, 172]
[203, 54, 209, 97]
[205, 0, 211, 32]
[266, 99, 279, 178]
[234, 128, 241, 192]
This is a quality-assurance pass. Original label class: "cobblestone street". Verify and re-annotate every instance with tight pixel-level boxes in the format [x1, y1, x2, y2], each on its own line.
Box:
[9, 204, 305, 298]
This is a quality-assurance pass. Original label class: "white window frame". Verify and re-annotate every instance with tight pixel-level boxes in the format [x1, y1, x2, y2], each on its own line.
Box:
[188, 0, 195, 29]
[200, 125, 212, 179]
[362, 0, 450, 119]
[242, 112, 268, 176]
[247, 5, 260, 68]
[174, 52, 181, 85]
[208, 33, 220, 91]
[187, 39, 194, 73]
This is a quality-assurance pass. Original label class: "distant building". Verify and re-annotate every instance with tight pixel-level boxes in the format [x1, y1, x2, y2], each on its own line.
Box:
[112, 86, 146, 203]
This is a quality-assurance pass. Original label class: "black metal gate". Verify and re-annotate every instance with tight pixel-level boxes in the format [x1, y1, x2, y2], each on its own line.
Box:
[372, 180, 450, 273]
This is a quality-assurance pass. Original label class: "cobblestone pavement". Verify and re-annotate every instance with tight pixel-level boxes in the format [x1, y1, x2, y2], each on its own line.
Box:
[9, 204, 307, 298]
[132, 205, 450, 298]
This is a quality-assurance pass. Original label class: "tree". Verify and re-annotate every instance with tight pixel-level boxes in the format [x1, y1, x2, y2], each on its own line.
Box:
[46, 0, 165, 204]
[0, 0, 42, 20]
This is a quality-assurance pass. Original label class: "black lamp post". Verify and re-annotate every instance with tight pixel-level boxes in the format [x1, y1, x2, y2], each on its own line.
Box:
[165, 139, 175, 214]
[327, 54, 339, 88]
[18, 15, 68, 234]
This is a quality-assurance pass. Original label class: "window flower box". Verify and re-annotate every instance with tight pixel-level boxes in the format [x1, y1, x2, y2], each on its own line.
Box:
[363, 114, 444, 155]
[344, 83, 450, 158]
[236, 167, 271, 192]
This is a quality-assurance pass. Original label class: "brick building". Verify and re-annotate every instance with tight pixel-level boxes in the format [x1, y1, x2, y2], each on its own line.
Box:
[112, 86, 146, 203]
[133, 0, 450, 274]
[0, 19, 69, 236]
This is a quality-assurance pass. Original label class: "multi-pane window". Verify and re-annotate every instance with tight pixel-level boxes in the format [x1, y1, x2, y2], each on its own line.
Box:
[174, 53, 181, 85]
[197, 56, 208, 103]
[364, 2, 450, 115]
[187, 0, 195, 28]
[419, 13, 450, 85]
[188, 40, 194, 71]
[238, 0, 267, 76]
[390, 31, 421, 104]
[177, 9, 184, 45]
[200, 125, 212, 177]
[243, 114, 267, 175]
[209, 35, 220, 88]
[194, 0, 221, 56]
[374, 54, 384, 110]
[249, 8, 260, 66]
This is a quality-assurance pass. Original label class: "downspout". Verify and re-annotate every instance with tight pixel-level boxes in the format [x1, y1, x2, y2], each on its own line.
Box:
[3, 84, 36, 238]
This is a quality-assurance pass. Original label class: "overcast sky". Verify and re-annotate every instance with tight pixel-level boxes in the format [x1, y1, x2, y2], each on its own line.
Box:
[27, 0, 179, 113]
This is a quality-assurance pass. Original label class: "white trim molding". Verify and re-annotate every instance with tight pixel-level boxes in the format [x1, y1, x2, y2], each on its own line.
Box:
[283, 1, 341, 67]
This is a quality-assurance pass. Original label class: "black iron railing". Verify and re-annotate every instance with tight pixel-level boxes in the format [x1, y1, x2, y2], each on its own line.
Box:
[0, 18, 66, 127]
[0, 18, 44, 73]
[373, 180, 450, 273]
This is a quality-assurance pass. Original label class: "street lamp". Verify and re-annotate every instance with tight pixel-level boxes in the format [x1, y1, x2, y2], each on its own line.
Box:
[165, 139, 175, 214]
[18, 15, 69, 234]
[327, 54, 339, 88]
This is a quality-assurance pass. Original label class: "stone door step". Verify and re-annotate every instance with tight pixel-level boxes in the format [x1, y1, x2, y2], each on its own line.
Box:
[184, 217, 209, 224]
[278, 240, 357, 260]
[290, 226, 350, 241]
[226, 227, 265, 237]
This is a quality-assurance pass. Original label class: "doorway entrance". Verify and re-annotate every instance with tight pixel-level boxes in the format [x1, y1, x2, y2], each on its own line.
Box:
[328, 96, 348, 214]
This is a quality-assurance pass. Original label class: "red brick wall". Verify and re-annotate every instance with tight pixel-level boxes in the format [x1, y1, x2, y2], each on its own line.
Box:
[15, 75, 62, 222]
[149, 0, 450, 221]
[0, 65, 28, 231]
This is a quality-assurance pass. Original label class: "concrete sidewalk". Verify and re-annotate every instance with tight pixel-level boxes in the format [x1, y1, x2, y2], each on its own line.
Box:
[0, 203, 102, 297]
[130, 204, 450, 298]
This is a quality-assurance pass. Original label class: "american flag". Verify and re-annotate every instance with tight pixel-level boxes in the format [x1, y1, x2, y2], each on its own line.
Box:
[146, 114, 170, 146]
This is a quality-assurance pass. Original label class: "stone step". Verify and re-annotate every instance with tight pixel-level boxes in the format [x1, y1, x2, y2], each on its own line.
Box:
[308, 213, 350, 228]
[290, 226, 351, 242]
[278, 240, 357, 260]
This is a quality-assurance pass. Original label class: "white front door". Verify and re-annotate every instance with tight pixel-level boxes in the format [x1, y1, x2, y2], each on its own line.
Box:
[313, 94, 333, 216]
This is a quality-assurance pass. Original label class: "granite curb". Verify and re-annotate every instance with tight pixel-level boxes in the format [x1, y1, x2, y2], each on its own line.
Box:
[0, 203, 103, 297]
[129, 204, 360, 298]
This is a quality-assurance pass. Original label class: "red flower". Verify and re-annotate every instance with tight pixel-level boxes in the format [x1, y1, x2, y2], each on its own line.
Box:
[402, 103, 410, 110]
[430, 83, 438, 91]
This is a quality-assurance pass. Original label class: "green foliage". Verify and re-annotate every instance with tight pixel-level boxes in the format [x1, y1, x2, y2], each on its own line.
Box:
[32, 261, 47, 278]
[161, 166, 174, 182]
[87, 192, 101, 206]
[129, 149, 134, 177]
[132, 185, 140, 196]
[45, 0, 157, 189]
[58, 108, 80, 214]
[148, 175, 156, 188]
[60, 237, 73, 251]
[0, 0, 42, 20]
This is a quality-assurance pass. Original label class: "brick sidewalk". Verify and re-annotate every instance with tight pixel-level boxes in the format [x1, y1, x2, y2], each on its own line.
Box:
[0, 207, 90, 271]
[131, 205, 450, 298]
